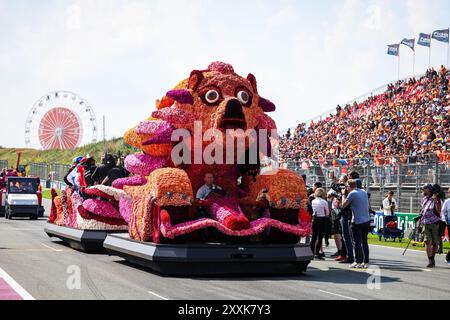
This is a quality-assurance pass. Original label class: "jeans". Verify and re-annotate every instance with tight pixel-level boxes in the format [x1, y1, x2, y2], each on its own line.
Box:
[310, 217, 328, 255]
[352, 221, 370, 264]
[340, 213, 354, 261]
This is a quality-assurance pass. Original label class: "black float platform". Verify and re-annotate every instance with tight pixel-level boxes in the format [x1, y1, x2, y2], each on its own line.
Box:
[104, 233, 314, 275]
[45, 222, 126, 252]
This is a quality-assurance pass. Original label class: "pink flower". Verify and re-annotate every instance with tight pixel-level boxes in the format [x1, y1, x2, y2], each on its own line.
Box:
[124, 153, 167, 176]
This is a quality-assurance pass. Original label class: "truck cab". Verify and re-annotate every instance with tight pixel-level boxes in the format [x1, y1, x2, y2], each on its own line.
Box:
[4, 177, 42, 220]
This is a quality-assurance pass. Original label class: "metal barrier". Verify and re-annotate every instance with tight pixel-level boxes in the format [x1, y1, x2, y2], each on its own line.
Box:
[49, 163, 71, 182]
[29, 163, 49, 180]
[286, 156, 450, 214]
[0, 160, 8, 170]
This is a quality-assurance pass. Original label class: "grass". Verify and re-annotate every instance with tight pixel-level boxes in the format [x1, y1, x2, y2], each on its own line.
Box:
[0, 138, 138, 170]
[368, 233, 450, 254]
[41, 188, 60, 200]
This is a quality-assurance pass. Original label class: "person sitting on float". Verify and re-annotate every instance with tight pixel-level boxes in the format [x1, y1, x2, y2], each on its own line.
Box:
[196, 173, 225, 201]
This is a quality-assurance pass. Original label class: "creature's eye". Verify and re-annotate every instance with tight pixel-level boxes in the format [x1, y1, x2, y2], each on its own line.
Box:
[204, 90, 220, 104]
[236, 89, 252, 106]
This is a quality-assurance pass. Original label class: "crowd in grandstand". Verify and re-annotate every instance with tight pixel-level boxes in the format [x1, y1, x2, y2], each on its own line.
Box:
[280, 66, 450, 166]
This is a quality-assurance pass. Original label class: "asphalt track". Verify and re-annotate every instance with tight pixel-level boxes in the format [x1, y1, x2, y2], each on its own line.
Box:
[0, 199, 449, 300]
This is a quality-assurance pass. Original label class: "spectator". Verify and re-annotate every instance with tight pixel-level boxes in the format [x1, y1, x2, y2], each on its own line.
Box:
[310, 188, 330, 260]
[101, 156, 129, 187]
[92, 153, 117, 185]
[441, 187, 450, 264]
[342, 179, 371, 269]
[338, 174, 355, 264]
[279, 66, 450, 165]
[419, 184, 443, 268]
[382, 191, 397, 216]
[328, 189, 346, 260]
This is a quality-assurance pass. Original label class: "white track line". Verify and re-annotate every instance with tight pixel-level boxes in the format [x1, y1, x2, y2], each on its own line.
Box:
[147, 290, 169, 300]
[369, 244, 423, 253]
[318, 289, 358, 300]
[41, 243, 63, 252]
[0, 267, 35, 300]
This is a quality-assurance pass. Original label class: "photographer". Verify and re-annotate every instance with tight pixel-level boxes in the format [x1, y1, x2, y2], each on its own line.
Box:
[419, 184, 443, 268]
[336, 174, 355, 264]
[382, 191, 397, 216]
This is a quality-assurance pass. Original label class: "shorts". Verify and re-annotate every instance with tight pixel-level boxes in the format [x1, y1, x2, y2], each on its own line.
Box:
[423, 223, 440, 245]
[331, 218, 342, 234]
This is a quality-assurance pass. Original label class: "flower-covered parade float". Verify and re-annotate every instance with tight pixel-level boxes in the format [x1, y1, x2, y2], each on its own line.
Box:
[47, 62, 313, 274]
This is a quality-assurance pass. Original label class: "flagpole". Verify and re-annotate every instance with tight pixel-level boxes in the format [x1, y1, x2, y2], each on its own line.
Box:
[429, 44, 431, 69]
[398, 54, 400, 80]
[447, 28, 450, 70]
[413, 50, 415, 77]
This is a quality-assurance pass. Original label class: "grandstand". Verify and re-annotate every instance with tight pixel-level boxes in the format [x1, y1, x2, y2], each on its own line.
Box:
[280, 66, 450, 213]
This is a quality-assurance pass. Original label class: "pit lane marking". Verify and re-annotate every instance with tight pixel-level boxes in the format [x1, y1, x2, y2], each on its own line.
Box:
[318, 289, 358, 300]
[0, 267, 35, 300]
[147, 290, 169, 300]
[41, 243, 64, 252]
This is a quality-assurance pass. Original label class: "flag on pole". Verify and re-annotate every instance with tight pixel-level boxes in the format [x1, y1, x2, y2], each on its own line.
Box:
[387, 44, 399, 56]
[432, 28, 449, 43]
[417, 33, 431, 47]
[401, 38, 415, 51]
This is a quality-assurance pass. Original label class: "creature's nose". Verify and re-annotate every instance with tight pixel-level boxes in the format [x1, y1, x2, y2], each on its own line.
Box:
[223, 99, 245, 120]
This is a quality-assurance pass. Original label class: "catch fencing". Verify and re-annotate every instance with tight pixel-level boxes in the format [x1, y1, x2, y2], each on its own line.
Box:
[28, 163, 71, 188]
[286, 155, 450, 214]
[0, 160, 8, 170]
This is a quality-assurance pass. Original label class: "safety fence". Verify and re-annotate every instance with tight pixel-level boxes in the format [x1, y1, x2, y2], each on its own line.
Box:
[28, 163, 71, 189]
[286, 156, 450, 214]
[0, 160, 8, 170]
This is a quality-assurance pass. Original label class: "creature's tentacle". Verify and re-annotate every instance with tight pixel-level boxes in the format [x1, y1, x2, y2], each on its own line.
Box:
[82, 199, 122, 219]
[142, 125, 174, 145]
[160, 212, 312, 239]
[124, 153, 168, 176]
[152, 107, 196, 125]
[112, 176, 147, 189]
[208, 197, 250, 231]
[135, 120, 172, 135]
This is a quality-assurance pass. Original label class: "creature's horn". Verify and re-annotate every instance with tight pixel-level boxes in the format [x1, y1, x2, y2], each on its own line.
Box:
[166, 89, 194, 105]
[188, 70, 204, 91]
[259, 97, 276, 112]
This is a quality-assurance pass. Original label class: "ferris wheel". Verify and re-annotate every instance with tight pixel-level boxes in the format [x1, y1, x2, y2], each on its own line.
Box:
[25, 91, 98, 150]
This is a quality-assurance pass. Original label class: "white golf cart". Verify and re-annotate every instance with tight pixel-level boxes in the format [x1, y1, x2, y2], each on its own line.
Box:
[4, 177, 43, 220]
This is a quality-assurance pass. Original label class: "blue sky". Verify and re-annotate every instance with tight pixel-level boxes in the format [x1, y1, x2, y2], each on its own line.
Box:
[0, 0, 449, 148]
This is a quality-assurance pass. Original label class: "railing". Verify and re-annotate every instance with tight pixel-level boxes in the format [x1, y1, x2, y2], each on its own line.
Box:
[285, 155, 450, 214]
[29, 163, 49, 181]
[0, 160, 8, 170]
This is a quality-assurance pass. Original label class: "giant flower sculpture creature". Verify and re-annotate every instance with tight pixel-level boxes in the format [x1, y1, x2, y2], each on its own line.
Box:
[48, 62, 311, 244]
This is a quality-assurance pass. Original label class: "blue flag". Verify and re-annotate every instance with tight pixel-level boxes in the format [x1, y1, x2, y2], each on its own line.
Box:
[387, 44, 399, 56]
[432, 28, 449, 43]
[417, 33, 431, 47]
[401, 38, 415, 51]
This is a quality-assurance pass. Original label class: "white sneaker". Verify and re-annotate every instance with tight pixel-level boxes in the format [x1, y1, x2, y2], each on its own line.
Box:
[361, 263, 369, 269]
[349, 262, 361, 269]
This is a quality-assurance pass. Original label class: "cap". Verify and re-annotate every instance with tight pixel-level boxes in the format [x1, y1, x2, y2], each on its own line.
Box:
[421, 184, 433, 191]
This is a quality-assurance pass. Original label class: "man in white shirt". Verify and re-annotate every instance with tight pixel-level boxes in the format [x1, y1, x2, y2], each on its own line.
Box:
[382, 191, 397, 216]
[196, 173, 223, 200]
